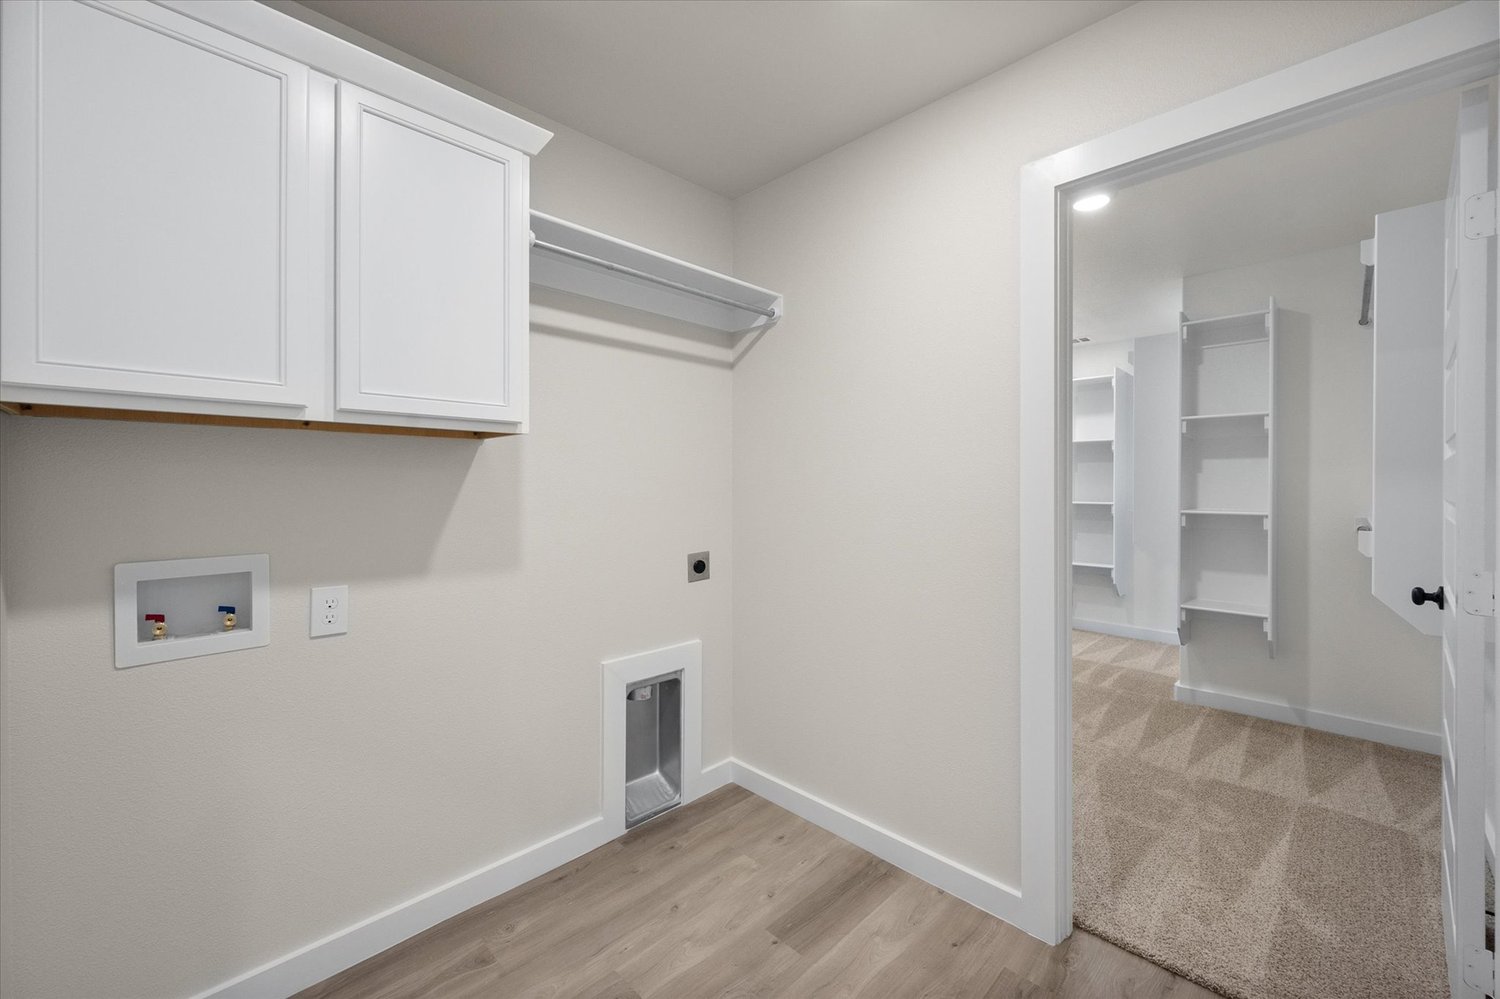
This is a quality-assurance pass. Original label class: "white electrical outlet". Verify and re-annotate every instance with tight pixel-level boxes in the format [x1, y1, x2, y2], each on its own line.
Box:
[309, 585, 348, 638]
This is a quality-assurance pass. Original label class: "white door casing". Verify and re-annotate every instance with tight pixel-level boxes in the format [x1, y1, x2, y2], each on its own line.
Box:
[1438, 83, 1496, 999]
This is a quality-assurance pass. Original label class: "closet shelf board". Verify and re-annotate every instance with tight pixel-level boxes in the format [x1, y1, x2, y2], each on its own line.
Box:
[1180, 597, 1269, 619]
[1181, 411, 1270, 424]
[1181, 309, 1271, 334]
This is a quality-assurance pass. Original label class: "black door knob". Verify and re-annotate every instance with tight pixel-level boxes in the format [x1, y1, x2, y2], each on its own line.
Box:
[1411, 585, 1446, 609]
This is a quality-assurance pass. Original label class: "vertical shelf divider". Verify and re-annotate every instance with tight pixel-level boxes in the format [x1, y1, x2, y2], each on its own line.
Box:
[1177, 298, 1277, 656]
[1266, 298, 1278, 656]
[1071, 368, 1132, 597]
[1112, 368, 1134, 597]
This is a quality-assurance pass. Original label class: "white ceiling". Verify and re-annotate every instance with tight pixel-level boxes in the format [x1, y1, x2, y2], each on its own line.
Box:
[1072, 87, 1462, 342]
[285, 0, 1132, 198]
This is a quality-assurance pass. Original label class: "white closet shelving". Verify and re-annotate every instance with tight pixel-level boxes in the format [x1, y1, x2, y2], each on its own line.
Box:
[1177, 300, 1277, 655]
[1071, 368, 1133, 596]
[529, 211, 783, 333]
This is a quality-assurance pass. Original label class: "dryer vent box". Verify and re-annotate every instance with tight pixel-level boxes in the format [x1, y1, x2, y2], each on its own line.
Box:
[624, 672, 682, 827]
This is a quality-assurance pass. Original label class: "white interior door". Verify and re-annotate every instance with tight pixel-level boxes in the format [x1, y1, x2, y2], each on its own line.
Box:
[1437, 83, 1496, 999]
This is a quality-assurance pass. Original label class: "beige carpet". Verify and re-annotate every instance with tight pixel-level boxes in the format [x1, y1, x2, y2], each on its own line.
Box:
[1072, 630, 1446, 999]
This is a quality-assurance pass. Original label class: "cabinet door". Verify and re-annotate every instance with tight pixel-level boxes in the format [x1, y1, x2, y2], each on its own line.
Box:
[0, 0, 316, 408]
[335, 84, 528, 427]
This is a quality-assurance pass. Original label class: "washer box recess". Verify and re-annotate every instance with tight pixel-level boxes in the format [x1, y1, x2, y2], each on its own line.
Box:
[113, 554, 270, 669]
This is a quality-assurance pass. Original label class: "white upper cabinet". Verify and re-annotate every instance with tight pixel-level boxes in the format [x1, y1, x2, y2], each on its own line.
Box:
[0, 0, 550, 437]
[0, 0, 316, 408]
[336, 85, 528, 426]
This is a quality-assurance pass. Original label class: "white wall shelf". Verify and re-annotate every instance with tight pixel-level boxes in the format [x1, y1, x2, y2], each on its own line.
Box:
[113, 554, 270, 669]
[1070, 369, 1133, 597]
[1181, 310, 1271, 418]
[1180, 411, 1270, 425]
[1072, 503, 1116, 569]
[1180, 597, 1270, 619]
[1178, 300, 1277, 654]
[1181, 309, 1274, 332]
[530, 211, 783, 333]
[1072, 376, 1114, 442]
[1182, 423, 1269, 511]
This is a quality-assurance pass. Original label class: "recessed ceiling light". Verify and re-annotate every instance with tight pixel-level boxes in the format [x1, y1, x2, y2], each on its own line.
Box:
[1072, 192, 1111, 212]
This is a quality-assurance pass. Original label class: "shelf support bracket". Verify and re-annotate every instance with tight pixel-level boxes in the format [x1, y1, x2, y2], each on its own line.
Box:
[1463, 190, 1496, 239]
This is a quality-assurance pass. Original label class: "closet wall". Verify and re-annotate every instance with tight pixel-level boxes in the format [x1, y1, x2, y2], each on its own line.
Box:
[1071, 339, 1132, 379]
[0, 10, 736, 998]
[1072, 336, 1181, 642]
[1178, 242, 1440, 740]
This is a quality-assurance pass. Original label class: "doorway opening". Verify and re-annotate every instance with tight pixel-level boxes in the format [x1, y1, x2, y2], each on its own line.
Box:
[1018, 7, 1497, 998]
[1067, 80, 1490, 999]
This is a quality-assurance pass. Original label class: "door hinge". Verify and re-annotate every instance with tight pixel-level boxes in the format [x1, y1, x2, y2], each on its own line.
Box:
[1464, 190, 1497, 239]
[1462, 944, 1494, 994]
[1462, 571, 1496, 618]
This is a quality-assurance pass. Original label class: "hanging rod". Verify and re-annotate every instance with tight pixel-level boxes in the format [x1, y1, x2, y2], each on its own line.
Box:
[1358, 264, 1374, 326]
[530, 234, 780, 320]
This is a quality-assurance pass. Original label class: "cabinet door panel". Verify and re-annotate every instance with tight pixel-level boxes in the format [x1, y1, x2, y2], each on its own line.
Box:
[0, 0, 315, 407]
[336, 84, 528, 425]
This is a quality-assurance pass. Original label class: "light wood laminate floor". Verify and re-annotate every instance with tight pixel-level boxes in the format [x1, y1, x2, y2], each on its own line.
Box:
[298, 786, 1218, 998]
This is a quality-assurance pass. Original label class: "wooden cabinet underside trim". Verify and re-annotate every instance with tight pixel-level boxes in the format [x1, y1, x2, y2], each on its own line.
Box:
[0, 402, 508, 440]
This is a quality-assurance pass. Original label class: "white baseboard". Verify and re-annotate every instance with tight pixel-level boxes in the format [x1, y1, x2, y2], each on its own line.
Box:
[192, 816, 611, 999]
[194, 757, 1028, 998]
[697, 757, 735, 797]
[1173, 681, 1441, 755]
[728, 759, 1025, 930]
[1072, 618, 1180, 645]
